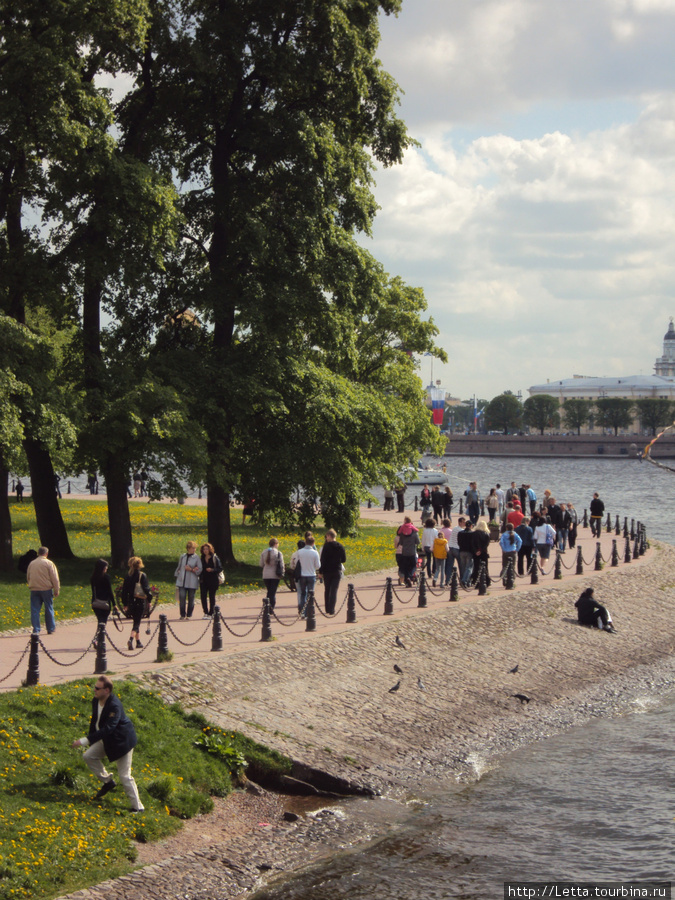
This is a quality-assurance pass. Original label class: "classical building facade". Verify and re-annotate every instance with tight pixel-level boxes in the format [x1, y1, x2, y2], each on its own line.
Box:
[528, 320, 675, 433]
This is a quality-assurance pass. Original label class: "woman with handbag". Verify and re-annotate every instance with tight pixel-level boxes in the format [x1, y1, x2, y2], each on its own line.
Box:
[260, 538, 284, 610]
[200, 542, 223, 618]
[121, 556, 151, 650]
[90, 559, 116, 646]
[174, 541, 202, 620]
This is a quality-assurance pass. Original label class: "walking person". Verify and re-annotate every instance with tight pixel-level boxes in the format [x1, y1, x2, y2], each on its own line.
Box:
[71, 676, 144, 812]
[90, 559, 116, 640]
[15, 478, 24, 502]
[432, 528, 449, 587]
[431, 486, 444, 525]
[515, 517, 534, 575]
[589, 493, 605, 538]
[568, 502, 579, 549]
[295, 535, 321, 616]
[499, 523, 522, 580]
[27, 547, 60, 635]
[174, 541, 202, 620]
[558, 503, 571, 552]
[471, 520, 492, 587]
[442, 486, 453, 520]
[200, 542, 223, 618]
[465, 482, 480, 525]
[121, 557, 151, 650]
[457, 520, 475, 586]
[320, 529, 346, 615]
[260, 538, 284, 610]
[396, 517, 420, 587]
[395, 483, 407, 513]
[421, 518, 438, 578]
[486, 487, 500, 521]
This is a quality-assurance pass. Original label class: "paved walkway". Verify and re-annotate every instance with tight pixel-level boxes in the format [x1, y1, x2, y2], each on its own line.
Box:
[0, 513, 648, 693]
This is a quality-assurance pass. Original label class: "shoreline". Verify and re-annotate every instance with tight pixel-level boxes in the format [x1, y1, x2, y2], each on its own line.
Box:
[56, 542, 675, 900]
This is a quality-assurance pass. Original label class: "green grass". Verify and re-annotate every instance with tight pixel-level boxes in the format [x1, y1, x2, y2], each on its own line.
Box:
[2, 498, 395, 633]
[0, 679, 292, 900]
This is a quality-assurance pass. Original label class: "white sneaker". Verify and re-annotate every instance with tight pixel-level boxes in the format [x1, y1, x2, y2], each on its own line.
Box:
[202, 614, 211, 619]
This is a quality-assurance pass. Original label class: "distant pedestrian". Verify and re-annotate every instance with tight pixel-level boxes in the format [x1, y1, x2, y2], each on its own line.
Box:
[515, 517, 534, 575]
[383, 487, 395, 511]
[200, 542, 223, 617]
[140, 469, 148, 498]
[90, 558, 115, 633]
[54, 475, 62, 499]
[442, 486, 453, 519]
[174, 541, 202, 620]
[395, 483, 407, 513]
[421, 518, 438, 578]
[132, 472, 141, 498]
[15, 478, 24, 502]
[589, 493, 604, 538]
[431, 486, 444, 525]
[396, 517, 420, 587]
[260, 538, 283, 611]
[320, 529, 346, 615]
[486, 487, 499, 521]
[568, 502, 579, 549]
[71, 675, 144, 812]
[121, 557, 151, 649]
[499, 523, 522, 578]
[295, 535, 321, 616]
[465, 482, 480, 525]
[27, 547, 60, 635]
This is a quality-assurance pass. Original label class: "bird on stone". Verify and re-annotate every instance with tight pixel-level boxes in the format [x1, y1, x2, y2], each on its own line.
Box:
[508, 664, 519, 674]
[417, 676, 426, 691]
[395, 636, 407, 649]
[393, 664, 403, 674]
[389, 680, 401, 693]
[513, 693, 531, 704]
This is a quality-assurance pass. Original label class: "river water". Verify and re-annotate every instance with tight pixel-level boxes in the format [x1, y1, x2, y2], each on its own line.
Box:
[254, 456, 675, 900]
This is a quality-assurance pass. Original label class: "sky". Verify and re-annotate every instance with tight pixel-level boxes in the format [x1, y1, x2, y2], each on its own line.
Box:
[365, 0, 675, 401]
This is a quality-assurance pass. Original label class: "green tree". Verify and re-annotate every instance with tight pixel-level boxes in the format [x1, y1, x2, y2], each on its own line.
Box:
[634, 399, 674, 436]
[561, 398, 594, 435]
[594, 398, 635, 435]
[154, 0, 435, 559]
[523, 395, 560, 435]
[485, 394, 523, 435]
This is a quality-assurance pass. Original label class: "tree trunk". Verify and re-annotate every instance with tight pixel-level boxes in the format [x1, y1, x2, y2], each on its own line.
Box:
[0, 461, 13, 571]
[207, 482, 236, 565]
[23, 438, 74, 558]
[102, 462, 134, 570]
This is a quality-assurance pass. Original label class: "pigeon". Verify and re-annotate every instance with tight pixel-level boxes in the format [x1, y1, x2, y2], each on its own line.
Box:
[513, 693, 531, 704]
[393, 664, 403, 674]
[395, 635, 407, 649]
[417, 676, 426, 691]
[508, 664, 519, 674]
[388, 680, 401, 693]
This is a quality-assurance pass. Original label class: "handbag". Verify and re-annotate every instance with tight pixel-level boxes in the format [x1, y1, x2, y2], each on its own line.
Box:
[133, 577, 146, 599]
[92, 598, 110, 612]
[275, 551, 284, 578]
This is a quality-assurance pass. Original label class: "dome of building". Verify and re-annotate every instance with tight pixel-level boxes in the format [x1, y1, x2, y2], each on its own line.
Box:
[664, 318, 675, 341]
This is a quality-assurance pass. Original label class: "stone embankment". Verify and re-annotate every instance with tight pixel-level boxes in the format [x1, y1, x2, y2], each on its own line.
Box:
[58, 542, 675, 900]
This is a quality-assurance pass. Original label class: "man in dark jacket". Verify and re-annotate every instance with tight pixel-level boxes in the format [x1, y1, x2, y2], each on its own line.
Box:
[589, 493, 605, 538]
[72, 676, 144, 812]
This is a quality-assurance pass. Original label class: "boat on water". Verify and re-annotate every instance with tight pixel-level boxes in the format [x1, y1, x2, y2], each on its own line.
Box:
[400, 468, 448, 485]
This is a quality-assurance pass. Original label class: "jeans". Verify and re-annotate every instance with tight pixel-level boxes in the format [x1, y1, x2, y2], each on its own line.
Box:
[433, 557, 447, 586]
[558, 528, 569, 551]
[298, 575, 316, 615]
[30, 590, 55, 634]
[467, 502, 480, 525]
[459, 552, 473, 585]
[263, 578, 280, 609]
[178, 587, 196, 618]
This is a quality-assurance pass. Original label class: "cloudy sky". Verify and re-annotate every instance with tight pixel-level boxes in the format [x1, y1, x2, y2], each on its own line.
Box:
[366, 0, 675, 401]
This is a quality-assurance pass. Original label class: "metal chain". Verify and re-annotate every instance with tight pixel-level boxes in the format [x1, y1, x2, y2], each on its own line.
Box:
[313, 590, 350, 618]
[352, 586, 386, 612]
[38, 633, 97, 667]
[165, 618, 214, 646]
[218, 609, 263, 639]
[558, 553, 577, 570]
[105, 623, 160, 657]
[0, 639, 32, 683]
[270, 607, 304, 627]
[391, 584, 418, 604]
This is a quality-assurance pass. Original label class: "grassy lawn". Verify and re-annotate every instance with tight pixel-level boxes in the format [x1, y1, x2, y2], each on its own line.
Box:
[0, 679, 291, 900]
[1, 499, 395, 633]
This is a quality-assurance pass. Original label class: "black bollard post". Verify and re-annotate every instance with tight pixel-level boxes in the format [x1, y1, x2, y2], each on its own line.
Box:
[305, 591, 317, 631]
[414, 496, 418, 512]
[530, 548, 539, 585]
[367, 499, 372, 508]
[208, 605, 221, 650]
[94, 623, 107, 674]
[417, 571, 428, 608]
[26, 633, 40, 686]
[639, 525, 647, 556]
[582, 509, 589, 528]
[554, 550, 562, 580]
[505, 555, 516, 589]
[459, 498, 464, 515]
[450, 566, 459, 601]
[632, 536, 639, 561]
[614, 515, 621, 536]
[346, 584, 356, 624]
[605, 513, 612, 533]
[595, 542, 602, 571]
[477, 561, 488, 596]
[624, 535, 632, 564]
[156, 613, 169, 661]
[480, 499, 485, 517]
[384, 578, 394, 615]
[611, 539, 619, 567]
[630, 518, 635, 540]
[260, 598, 273, 642]
[576, 547, 584, 575]
[67, 480, 71, 495]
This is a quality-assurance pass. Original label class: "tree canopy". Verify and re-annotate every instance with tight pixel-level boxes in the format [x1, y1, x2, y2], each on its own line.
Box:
[485, 394, 523, 435]
[523, 395, 560, 435]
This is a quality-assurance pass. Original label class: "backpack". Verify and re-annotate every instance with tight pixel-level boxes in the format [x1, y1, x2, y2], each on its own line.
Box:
[432, 536, 448, 559]
[18, 548, 38, 573]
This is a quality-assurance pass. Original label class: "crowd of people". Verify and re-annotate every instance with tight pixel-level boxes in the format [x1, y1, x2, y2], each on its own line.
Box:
[392, 480, 602, 589]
